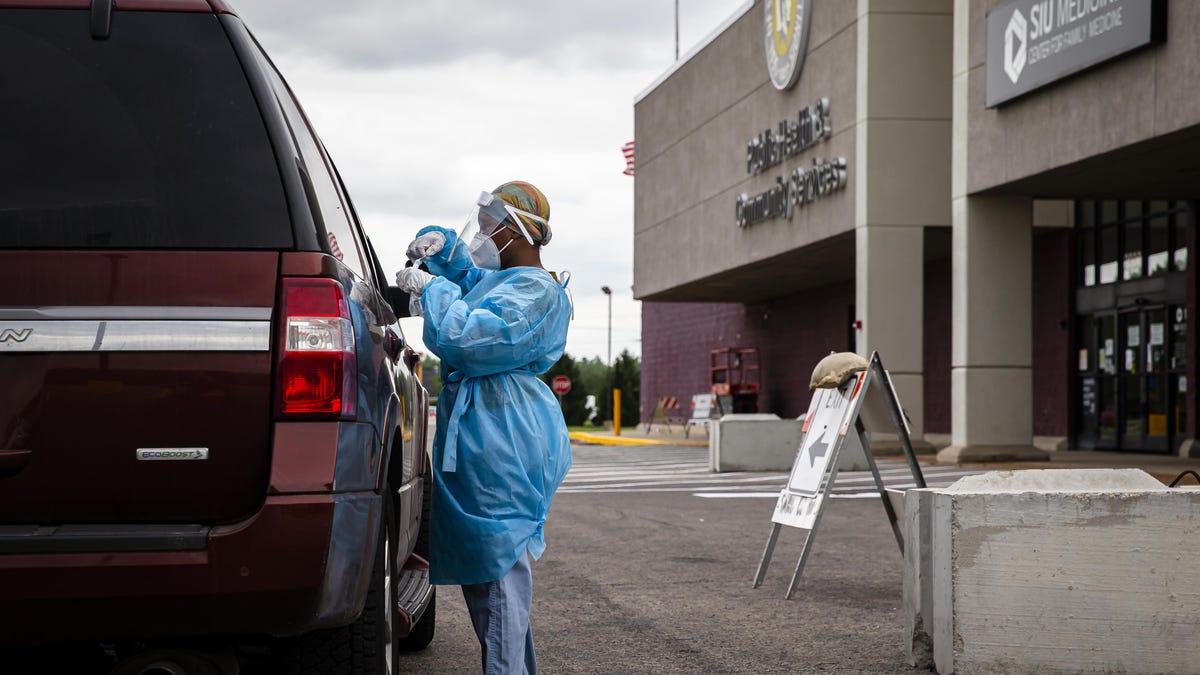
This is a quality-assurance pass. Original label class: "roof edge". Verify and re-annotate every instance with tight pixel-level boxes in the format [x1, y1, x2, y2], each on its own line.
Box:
[0, 1, 217, 11]
[633, 0, 755, 105]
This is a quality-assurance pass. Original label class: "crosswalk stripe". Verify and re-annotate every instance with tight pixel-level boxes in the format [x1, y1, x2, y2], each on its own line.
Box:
[567, 464, 713, 472]
[560, 443, 987, 496]
[564, 470, 712, 481]
[826, 469, 982, 485]
[562, 475, 797, 491]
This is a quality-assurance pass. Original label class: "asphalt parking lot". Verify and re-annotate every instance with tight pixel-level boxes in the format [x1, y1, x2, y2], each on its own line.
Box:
[401, 443, 938, 674]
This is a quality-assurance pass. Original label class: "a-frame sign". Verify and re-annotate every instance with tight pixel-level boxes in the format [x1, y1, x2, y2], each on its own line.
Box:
[752, 352, 926, 599]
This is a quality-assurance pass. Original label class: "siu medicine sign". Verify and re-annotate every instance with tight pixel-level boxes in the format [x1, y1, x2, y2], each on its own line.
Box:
[986, 0, 1166, 107]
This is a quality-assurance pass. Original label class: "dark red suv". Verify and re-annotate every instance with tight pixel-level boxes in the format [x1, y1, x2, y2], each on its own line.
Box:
[0, 1, 434, 672]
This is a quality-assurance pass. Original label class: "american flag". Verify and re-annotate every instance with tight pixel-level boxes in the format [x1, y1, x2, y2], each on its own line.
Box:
[327, 231, 344, 261]
[621, 141, 635, 176]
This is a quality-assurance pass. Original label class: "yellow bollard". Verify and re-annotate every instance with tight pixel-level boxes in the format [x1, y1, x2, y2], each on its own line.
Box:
[613, 388, 621, 436]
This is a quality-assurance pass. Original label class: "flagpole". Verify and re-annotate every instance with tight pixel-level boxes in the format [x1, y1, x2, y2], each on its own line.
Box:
[674, 0, 680, 60]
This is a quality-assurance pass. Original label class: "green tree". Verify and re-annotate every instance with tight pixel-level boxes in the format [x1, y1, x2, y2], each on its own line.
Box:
[595, 350, 640, 427]
[420, 355, 442, 401]
[576, 356, 608, 421]
[541, 353, 589, 426]
[577, 356, 608, 400]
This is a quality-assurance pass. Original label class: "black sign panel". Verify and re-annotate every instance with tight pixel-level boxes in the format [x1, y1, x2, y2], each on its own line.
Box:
[986, 0, 1166, 107]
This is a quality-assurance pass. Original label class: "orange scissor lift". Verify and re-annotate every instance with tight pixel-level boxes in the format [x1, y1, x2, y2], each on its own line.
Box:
[710, 347, 761, 414]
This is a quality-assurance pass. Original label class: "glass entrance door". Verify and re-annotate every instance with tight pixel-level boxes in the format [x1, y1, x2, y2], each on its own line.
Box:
[1143, 307, 1169, 453]
[1073, 200, 1191, 453]
[1171, 307, 1188, 444]
[1120, 307, 1170, 452]
[1078, 313, 1117, 449]
[1078, 307, 1179, 453]
[1118, 310, 1144, 449]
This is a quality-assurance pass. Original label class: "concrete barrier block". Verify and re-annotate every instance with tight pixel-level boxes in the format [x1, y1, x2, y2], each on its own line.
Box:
[930, 489, 955, 674]
[914, 469, 1200, 674]
[710, 414, 801, 472]
[903, 488, 936, 669]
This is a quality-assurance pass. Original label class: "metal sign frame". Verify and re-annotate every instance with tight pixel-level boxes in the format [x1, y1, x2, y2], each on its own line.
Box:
[753, 352, 926, 599]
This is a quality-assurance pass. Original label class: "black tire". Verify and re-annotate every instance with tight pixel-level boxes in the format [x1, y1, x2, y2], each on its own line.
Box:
[396, 473, 435, 652]
[276, 494, 393, 675]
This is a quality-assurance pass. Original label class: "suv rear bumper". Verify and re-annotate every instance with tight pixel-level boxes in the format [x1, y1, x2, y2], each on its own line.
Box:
[0, 492, 381, 645]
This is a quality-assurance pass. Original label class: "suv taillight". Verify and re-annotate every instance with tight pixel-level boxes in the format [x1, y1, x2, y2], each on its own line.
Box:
[276, 278, 357, 419]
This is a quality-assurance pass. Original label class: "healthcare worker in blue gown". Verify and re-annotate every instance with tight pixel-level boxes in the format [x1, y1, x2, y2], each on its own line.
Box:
[395, 181, 572, 675]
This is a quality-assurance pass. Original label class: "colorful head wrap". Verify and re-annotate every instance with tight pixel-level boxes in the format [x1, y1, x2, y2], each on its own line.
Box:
[492, 180, 552, 246]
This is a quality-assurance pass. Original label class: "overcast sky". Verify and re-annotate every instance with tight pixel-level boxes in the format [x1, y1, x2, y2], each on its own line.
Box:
[233, 0, 750, 362]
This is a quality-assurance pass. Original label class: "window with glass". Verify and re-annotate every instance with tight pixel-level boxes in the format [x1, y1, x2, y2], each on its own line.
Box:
[1123, 220, 1143, 280]
[1077, 200, 1191, 287]
[1173, 204, 1189, 273]
[1147, 214, 1169, 277]
[0, 11, 291, 249]
[1099, 223, 1119, 284]
[254, 45, 367, 279]
[1075, 201, 1192, 453]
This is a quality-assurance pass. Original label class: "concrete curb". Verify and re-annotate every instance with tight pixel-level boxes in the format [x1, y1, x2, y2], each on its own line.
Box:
[962, 462, 1185, 486]
[937, 444, 1050, 464]
[568, 432, 669, 446]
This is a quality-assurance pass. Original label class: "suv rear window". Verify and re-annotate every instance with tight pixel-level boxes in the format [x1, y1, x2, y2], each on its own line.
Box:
[0, 10, 292, 249]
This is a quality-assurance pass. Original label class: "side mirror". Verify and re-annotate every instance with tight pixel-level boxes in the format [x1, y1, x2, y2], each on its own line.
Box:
[403, 347, 422, 372]
[384, 328, 405, 362]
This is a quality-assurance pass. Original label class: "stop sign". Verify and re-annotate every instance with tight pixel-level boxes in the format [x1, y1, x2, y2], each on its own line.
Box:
[551, 375, 571, 395]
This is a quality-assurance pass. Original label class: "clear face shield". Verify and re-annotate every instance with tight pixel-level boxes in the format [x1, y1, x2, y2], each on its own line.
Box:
[450, 191, 550, 270]
[452, 191, 575, 316]
[462, 190, 545, 243]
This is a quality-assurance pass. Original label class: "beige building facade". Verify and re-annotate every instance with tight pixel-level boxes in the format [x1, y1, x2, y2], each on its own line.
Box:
[635, 0, 1196, 459]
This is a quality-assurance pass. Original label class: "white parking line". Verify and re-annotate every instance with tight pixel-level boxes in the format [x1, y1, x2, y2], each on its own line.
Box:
[826, 469, 980, 485]
[562, 446, 988, 497]
[563, 468, 712, 481]
[694, 492, 781, 499]
[560, 474, 788, 490]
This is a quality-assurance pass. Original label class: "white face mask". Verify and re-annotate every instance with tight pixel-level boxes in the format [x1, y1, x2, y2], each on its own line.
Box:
[468, 229, 514, 270]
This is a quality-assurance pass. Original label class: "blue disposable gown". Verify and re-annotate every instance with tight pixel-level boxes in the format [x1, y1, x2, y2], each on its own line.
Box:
[416, 226, 573, 586]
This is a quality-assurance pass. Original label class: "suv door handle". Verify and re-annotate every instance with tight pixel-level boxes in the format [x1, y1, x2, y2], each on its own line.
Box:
[385, 329, 405, 362]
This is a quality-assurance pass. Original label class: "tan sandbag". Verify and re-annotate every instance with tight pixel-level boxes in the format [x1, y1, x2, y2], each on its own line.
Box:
[810, 351, 869, 389]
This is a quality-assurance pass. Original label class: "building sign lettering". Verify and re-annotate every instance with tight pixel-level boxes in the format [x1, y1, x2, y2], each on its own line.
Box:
[736, 98, 847, 228]
[986, 0, 1166, 107]
[736, 159, 848, 228]
[746, 98, 831, 175]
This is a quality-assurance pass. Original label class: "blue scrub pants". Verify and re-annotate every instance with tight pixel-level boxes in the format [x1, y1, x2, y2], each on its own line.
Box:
[461, 553, 536, 674]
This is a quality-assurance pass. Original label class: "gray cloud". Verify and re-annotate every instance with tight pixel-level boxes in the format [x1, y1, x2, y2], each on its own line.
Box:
[233, 0, 684, 71]
[223, 0, 750, 359]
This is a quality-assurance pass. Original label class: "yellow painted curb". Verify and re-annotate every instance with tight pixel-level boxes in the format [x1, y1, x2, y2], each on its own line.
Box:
[569, 432, 667, 446]
[568, 432, 707, 447]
